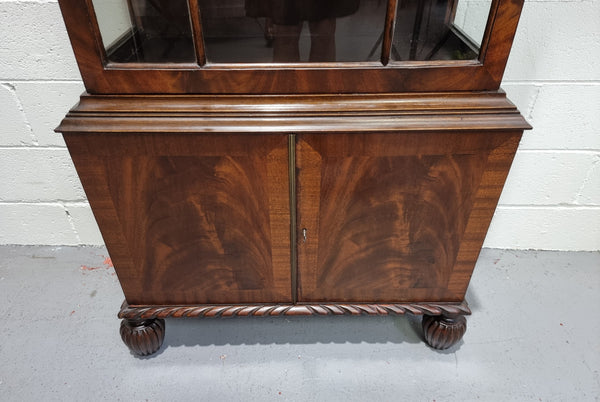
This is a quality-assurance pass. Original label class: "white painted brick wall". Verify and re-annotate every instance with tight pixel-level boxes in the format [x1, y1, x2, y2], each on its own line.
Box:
[0, 0, 598, 250]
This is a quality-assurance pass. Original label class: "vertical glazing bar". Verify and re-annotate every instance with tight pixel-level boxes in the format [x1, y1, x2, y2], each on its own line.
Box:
[125, 0, 142, 63]
[84, 0, 109, 64]
[289, 134, 297, 304]
[478, 0, 502, 62]
[188, 0, 207, 65]
[445, 0, 459, 24]
[381, 0, 398, 65]
[410, 0, 426, 60]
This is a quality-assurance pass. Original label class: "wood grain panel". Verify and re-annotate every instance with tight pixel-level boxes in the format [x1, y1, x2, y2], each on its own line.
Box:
[65, 133, 291, 305]
[445, 133, 521, 298]
[297, 132, 519, 303]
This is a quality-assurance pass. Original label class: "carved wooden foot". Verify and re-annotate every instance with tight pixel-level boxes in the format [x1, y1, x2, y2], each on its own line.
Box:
[120, 318, 165, 356]
[422, 314, 467, 350]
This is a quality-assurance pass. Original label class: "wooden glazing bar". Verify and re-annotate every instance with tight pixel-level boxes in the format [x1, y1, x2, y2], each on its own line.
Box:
[445, 0, 459, 24]
[409, 1, 426, 60]
[478, 0, 502, 63]
[381, 0, 398, 65]
[188, 0, 207, 66]
[83, 0, 109, 64]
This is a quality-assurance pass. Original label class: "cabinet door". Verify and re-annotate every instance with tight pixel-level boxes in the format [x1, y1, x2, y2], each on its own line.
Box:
[296, 132, 519, 303]
[65, 133, 291, 305]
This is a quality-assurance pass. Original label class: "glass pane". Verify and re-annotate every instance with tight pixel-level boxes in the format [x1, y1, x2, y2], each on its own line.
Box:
[199, 0, 388, 63]
[391, 0, 491, 61]
[92, 0, 195, 63]
[453, 0, 492, 46]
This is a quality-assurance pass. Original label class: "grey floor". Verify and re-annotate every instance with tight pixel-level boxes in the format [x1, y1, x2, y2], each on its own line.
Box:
[0, 246, 598, 401]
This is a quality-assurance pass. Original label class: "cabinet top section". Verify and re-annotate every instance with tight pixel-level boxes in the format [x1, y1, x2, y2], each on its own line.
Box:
[58, 0, 524, 94]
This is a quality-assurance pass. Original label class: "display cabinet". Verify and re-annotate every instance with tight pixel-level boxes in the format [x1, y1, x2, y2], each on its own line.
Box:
[56, 0, 530, 355]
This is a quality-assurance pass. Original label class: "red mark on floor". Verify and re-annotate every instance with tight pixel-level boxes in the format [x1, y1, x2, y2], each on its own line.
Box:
[81, 256, 114, 272]
[80, 265, 102, 271]
[70, 310, 76, 316]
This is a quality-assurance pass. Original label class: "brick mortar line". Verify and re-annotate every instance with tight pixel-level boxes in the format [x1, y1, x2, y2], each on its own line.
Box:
[0, 79, 83, 84]
[0, 146, 67, 150]
[496, 205, 600, 210]
[516, 150, 600, 154]
[0, 201, 89, 206]
[502, 81, 600, 85]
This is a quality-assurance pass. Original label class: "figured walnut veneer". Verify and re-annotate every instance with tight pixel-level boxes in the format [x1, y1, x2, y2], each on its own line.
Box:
[296, 132, 520, 303]
[64, 133, 291, 305]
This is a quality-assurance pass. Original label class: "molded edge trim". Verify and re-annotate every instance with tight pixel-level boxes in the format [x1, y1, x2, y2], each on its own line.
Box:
[56, 92, 531, 134]
[118, 300, 471, 319]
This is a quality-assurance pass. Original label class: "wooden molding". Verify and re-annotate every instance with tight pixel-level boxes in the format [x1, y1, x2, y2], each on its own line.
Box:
[56, 91, 531, 134]
[118, 300, 471, 319]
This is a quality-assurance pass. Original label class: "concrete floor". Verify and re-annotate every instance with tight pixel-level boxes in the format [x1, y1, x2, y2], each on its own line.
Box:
[0, 246, 598, 401]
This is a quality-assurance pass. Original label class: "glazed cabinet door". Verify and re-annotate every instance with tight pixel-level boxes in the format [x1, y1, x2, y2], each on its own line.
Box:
[296, 132, 520, 303]
[64, 133, 292, 305]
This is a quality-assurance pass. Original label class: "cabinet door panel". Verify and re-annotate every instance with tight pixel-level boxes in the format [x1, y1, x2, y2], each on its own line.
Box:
[65, 133, 291, 305]
[296, 132, 520, 302]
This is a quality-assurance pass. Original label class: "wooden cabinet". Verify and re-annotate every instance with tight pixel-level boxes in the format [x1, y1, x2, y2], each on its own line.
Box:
[296, 131, 520, 303]
[57, 0, 530, 355]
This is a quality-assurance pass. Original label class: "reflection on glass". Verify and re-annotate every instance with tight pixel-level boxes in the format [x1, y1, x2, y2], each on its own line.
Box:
[92, 0, 195, 63]
[391, 0, 491, 61]
[453, 0, 492, 46]
[199, 0, 387, 63]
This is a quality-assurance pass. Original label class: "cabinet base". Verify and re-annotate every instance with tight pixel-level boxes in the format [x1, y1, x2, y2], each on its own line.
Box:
[118, 300, 470, 355]
[119, 318, 165, 356]
[422, 314, 467, 350]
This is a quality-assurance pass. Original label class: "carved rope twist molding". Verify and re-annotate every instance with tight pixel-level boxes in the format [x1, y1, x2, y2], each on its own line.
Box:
[119, 301, 471, 320]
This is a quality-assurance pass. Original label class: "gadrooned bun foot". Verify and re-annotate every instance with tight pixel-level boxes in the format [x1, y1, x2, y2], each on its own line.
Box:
[120, 318, 165, 356]
[422, 314, 467, 350]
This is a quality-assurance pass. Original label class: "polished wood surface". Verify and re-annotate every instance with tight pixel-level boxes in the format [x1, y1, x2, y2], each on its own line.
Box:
[64, 133, 291, 305]
[381, 0, 398, 65]
[188, 0, 207, 66]
[422, 314, 467, 350]
[57, 91, 530, 134]
[120, 318, 165, 356]
[57, 0, 524, 94]
[296, 132, 521, 302]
